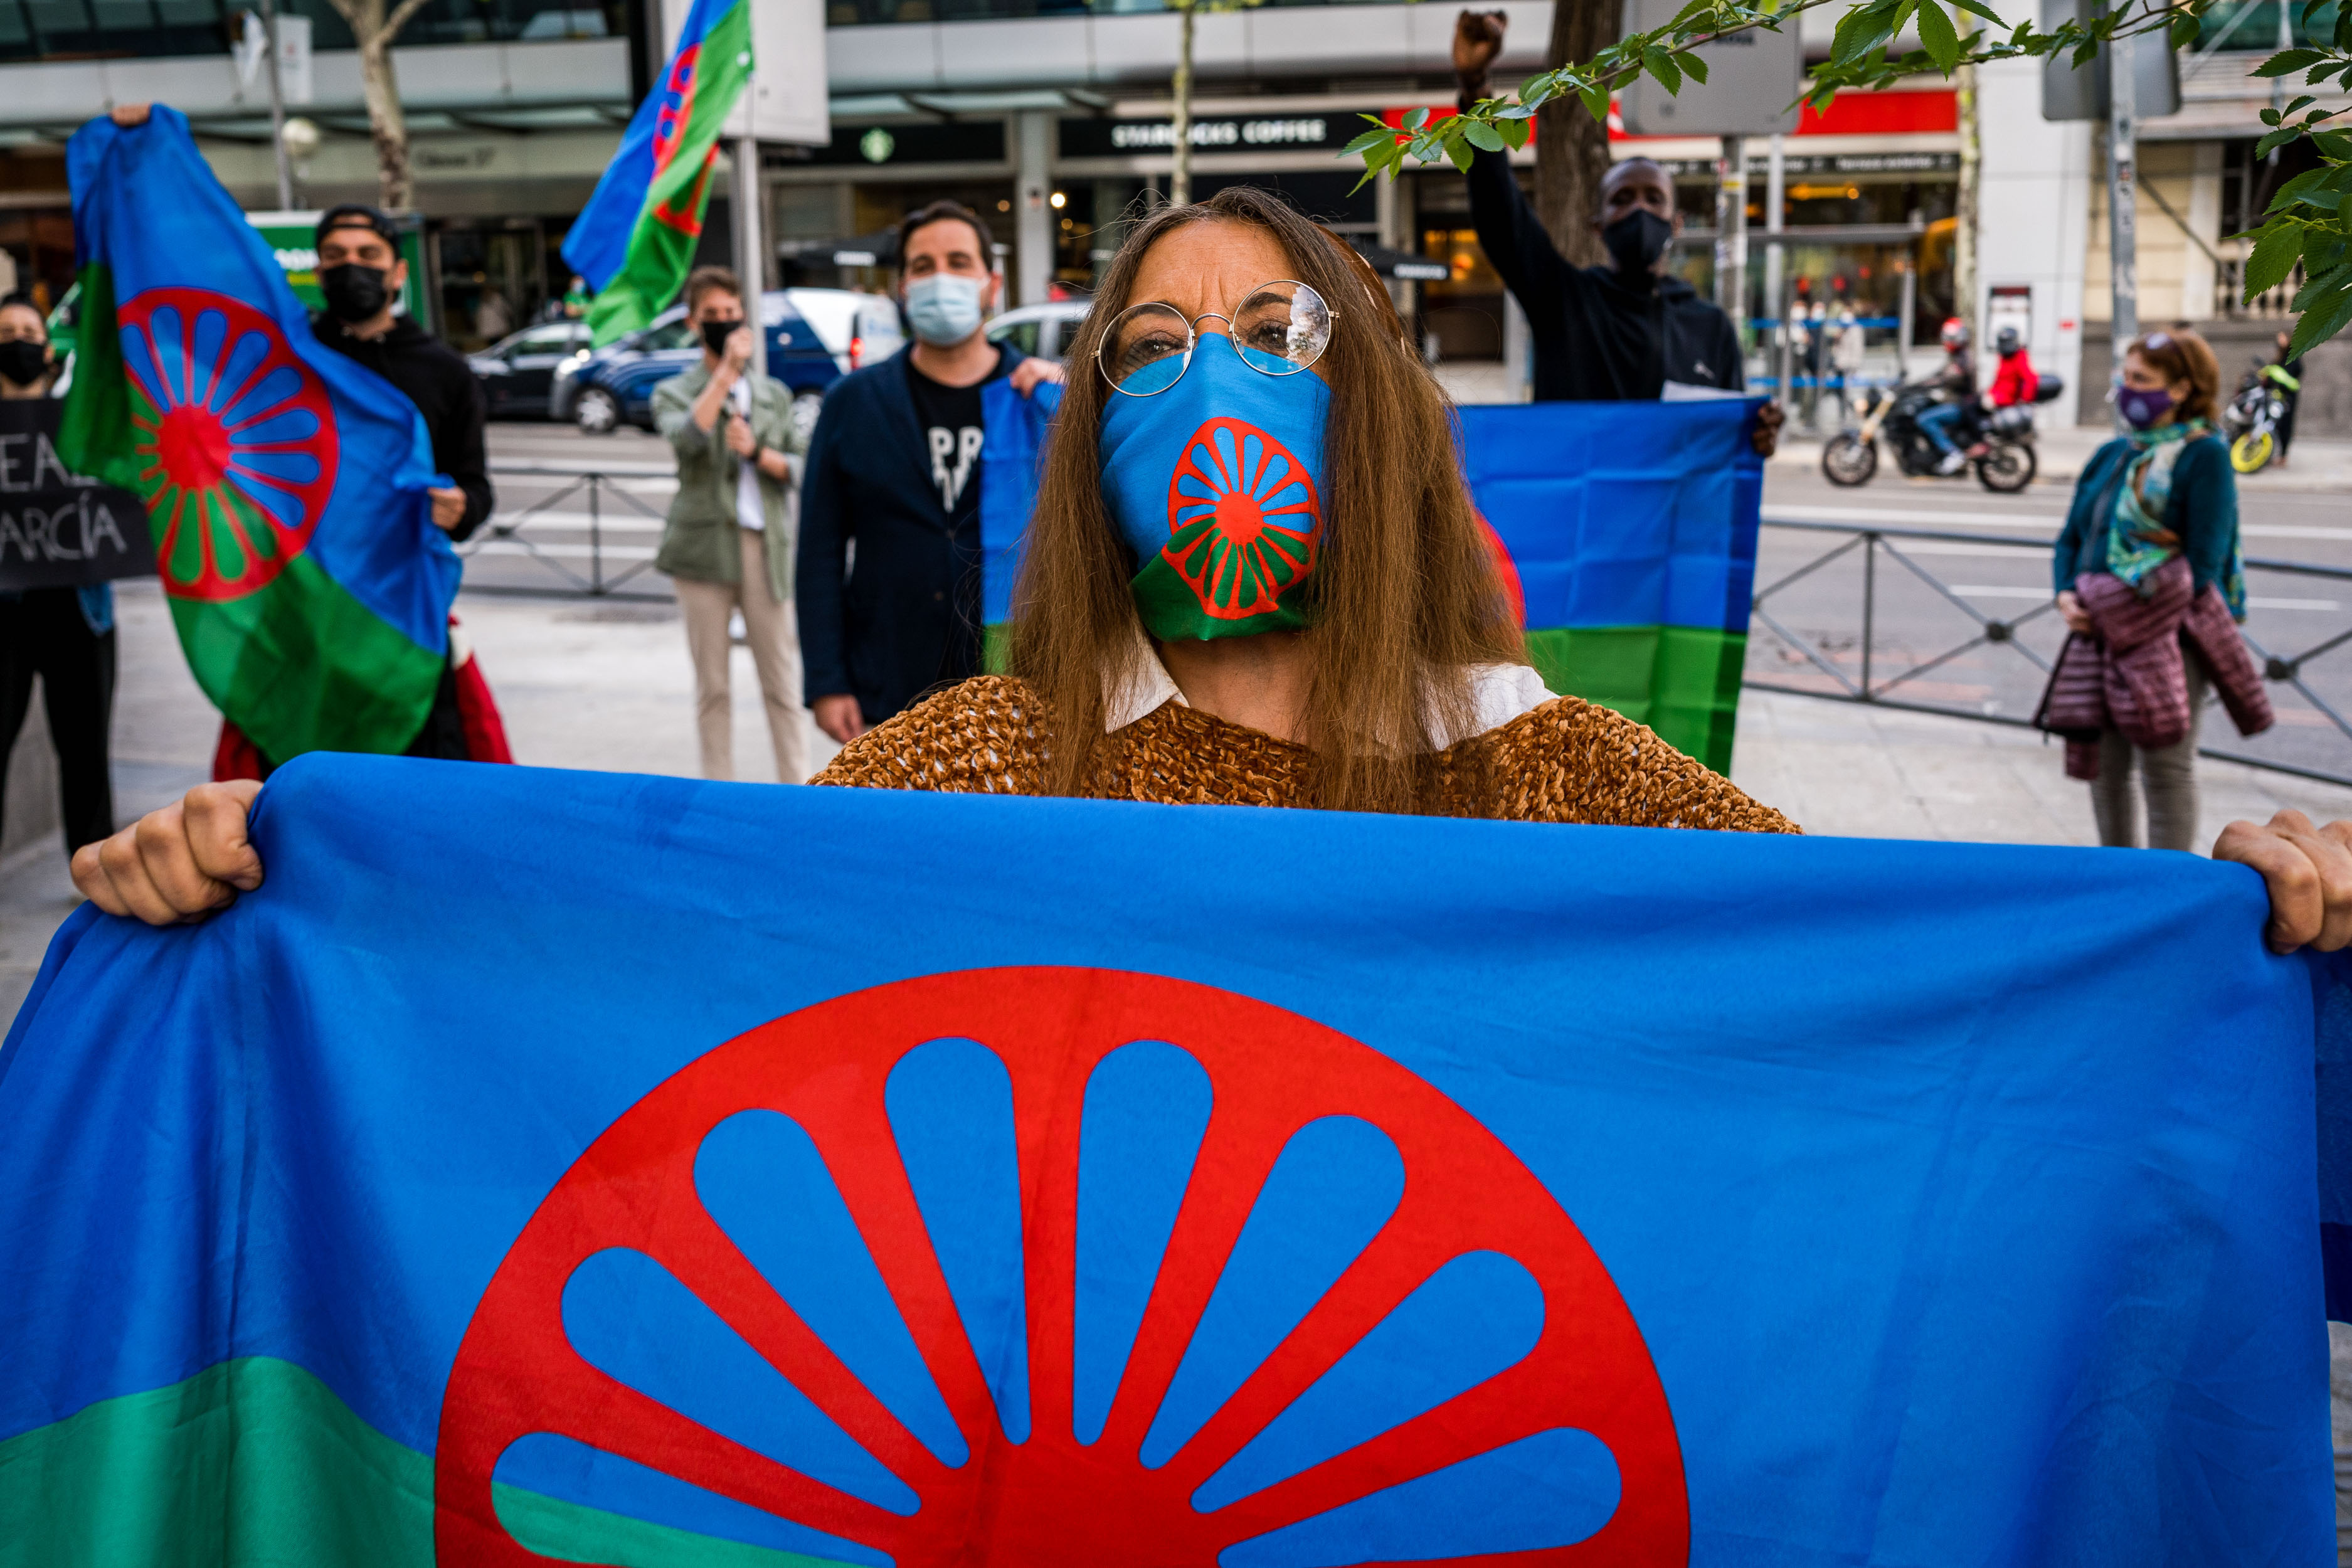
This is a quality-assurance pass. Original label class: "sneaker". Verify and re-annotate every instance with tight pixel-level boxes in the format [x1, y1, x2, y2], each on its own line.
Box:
[1935, 450, 1968, 475]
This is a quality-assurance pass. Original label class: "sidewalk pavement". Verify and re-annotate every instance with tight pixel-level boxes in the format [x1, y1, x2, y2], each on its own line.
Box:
[11, 577, 2352, 1025]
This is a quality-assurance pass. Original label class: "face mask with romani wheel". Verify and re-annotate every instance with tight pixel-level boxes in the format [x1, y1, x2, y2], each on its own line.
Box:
[1096, 279, 1335, 643]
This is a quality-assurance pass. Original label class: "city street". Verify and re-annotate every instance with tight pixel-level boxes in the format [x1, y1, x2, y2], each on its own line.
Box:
[1752, 440, 2352, 779]
[8, 415, 2352, 1025]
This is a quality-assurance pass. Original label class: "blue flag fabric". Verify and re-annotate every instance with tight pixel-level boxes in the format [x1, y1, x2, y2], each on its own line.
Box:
[980, 376, 1059, 625]
[974, 396, 1762, 768]
[977, 398, 1761, 639]
[0, 756, 2331, 1566]
[63, 106, 453, 653]
[1454, 401, 1762, 638]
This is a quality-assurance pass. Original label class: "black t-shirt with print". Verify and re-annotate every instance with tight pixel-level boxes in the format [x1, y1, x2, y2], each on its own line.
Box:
[906, 355, 992, 538]
[905, 349, 1001, 689]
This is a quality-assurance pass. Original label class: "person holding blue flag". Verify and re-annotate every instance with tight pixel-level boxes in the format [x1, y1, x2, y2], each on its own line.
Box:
[72, 189, 2352, 958]
[797, 201, 1062, 744]
[59, 105, 510, 783]
[308, 203, 490, 544]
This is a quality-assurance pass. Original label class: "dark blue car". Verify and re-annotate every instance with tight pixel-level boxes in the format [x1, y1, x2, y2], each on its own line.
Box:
[550, 287, 905, 434]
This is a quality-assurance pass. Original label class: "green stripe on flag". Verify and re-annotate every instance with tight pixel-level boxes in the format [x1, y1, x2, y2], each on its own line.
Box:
[0, 1357, 856, 1568]
[172, 552, 446, 765]
[1523, 625, 1747, 775]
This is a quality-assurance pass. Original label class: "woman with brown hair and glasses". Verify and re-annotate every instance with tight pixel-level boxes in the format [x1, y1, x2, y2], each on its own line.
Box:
[68, 192, 2352, 954]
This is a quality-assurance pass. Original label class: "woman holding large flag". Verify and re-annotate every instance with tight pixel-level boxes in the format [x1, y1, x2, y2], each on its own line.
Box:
[71, 189, 2352, 953]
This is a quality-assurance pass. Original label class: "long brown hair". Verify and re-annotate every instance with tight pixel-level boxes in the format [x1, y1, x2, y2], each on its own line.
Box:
[1009, 187, 1522, 813]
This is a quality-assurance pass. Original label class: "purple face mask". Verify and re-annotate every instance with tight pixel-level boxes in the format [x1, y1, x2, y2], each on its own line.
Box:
[2117, 384, 2175, 429]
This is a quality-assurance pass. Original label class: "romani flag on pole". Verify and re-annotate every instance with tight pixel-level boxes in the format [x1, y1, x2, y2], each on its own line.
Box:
[56, 106, 458, 766]
[563, 0, 753, 347]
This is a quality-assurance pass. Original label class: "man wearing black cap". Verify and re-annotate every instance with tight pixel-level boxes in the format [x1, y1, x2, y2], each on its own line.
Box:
[310, 204, 491, 539]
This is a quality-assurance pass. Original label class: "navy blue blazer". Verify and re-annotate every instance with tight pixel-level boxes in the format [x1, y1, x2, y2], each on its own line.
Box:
[796, 343, 1028, 724]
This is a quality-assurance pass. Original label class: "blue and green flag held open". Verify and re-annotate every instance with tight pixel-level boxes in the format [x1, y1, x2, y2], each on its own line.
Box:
[0, 757, 2333, 1564]
[563, 0, 753, 346]
[58, 105, 456, 766]
[980, 390, 1761, 771]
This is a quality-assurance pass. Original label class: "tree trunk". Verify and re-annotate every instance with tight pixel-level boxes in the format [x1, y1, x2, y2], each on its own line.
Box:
[1954, 61, 1979, 344]
[359, 34, 413, 209]
[1170, 2, 1196, 206]
[1533, 0, 1618, 267]
[326, 0, 427, 209]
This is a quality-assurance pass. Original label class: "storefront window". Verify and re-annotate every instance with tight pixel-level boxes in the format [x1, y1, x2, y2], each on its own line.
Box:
[435, 220, 549, 351]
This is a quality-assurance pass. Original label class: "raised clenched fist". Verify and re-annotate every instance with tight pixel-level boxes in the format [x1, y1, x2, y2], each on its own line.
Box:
[1453, 10, 1508, 89]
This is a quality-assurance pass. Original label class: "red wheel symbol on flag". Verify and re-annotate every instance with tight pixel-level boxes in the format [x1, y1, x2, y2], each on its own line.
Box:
[433, 968, 1690, 1567]
[1163, 418, 1322, 620]
[120, 287, 339, 603]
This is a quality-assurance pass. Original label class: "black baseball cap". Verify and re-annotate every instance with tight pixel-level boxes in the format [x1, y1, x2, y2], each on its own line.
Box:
[315, 203, 399, 247]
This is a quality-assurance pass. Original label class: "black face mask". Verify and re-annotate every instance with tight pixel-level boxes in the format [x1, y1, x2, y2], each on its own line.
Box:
[1601, 209, 1675, 278]
[319, 263, 389, 324]
[0, 339, 48, 388]
[700, 317, 744, 356]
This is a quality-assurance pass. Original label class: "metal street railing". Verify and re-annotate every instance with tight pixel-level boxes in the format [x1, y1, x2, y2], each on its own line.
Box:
[464, 461, 675, 599]
[1745, 519, 2352, 789]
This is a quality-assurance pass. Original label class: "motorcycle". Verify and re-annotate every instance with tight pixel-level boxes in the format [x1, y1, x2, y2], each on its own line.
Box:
[1820, 374, 2066, 494]
[2222, 358, 2299, 474]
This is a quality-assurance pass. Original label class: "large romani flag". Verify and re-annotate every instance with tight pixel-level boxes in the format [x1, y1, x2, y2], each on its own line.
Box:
[563, 0, 752, 346]
[978, 392, 1759, 772]
[0, 755, 2334, 1564]
[58, 107, 457, 765]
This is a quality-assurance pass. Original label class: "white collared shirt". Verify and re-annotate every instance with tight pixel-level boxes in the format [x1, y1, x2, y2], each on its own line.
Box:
[1102, 627, 1554, 746]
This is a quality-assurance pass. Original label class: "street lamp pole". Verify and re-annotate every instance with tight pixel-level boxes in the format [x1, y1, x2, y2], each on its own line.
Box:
[260, 0, 294, 211]
[2106, 22, 2137, 423]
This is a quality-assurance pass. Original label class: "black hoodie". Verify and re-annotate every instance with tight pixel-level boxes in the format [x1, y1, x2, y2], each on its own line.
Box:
[310, 312, 494, 542]
[1463, 146, 1746, 404]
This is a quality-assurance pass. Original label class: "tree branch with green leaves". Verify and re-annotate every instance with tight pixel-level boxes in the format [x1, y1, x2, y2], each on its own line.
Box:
[1346, 0, 2352, 356]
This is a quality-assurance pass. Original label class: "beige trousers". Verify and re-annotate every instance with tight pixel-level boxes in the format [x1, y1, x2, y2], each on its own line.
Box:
[675, 527, 809, 784]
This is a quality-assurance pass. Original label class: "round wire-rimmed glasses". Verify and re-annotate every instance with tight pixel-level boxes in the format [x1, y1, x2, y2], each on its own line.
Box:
[1097, 280, 1336, 397]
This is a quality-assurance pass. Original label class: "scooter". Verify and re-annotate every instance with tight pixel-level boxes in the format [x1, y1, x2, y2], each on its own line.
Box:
[2222, 358, 2299, 474]
[1820, 374, 2066, 494]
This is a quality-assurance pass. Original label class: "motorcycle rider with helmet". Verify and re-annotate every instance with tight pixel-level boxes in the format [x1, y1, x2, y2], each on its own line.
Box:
[1914, 317, 1978, 475]
[1965, 326, 2039, 458]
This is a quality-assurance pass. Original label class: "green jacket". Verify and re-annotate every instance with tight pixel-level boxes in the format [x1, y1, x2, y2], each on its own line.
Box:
[652, 363, 805, 601]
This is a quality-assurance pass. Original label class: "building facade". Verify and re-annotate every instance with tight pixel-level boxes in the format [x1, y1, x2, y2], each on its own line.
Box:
[0, 0, 642, 346]
[3, 0, 2336, 428]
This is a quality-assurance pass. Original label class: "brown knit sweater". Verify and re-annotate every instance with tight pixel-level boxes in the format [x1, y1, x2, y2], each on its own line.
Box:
[810, 677, 1796, 832]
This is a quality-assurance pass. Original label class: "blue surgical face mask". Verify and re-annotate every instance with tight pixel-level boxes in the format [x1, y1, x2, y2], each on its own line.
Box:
[1099, 341, 1332, 642]
[903, 274, 986, 346]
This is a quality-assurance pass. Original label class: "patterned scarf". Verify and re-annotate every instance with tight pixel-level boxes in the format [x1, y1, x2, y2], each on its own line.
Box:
[2104, 418, 2247, 617]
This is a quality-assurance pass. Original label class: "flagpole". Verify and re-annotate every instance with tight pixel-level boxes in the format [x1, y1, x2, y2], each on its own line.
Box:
[260, 0, 293, 211]
[734, 134, 763, 297]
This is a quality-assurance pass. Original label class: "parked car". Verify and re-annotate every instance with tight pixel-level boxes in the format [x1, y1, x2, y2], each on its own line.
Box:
[985, 300, 1093, 362]
[552, 288, 906, 434]
[468, 320, 591, 419]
